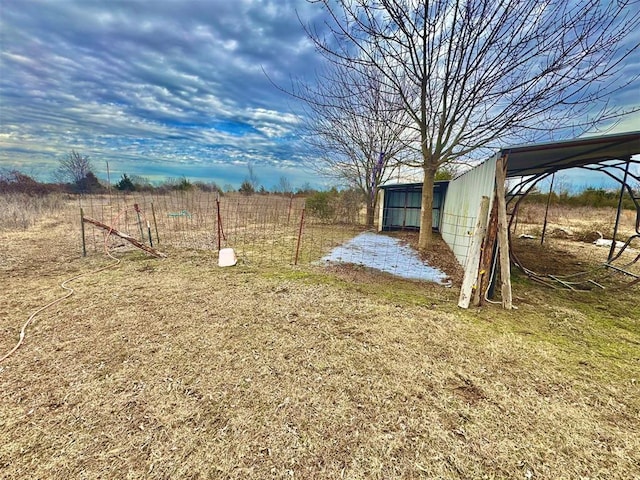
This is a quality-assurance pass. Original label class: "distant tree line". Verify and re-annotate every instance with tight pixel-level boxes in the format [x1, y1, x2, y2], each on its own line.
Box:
[0, 151, 343, 199]
[4, 163, 636, 218]
[0, 170, 63, 195]
[4, 151, 635, 215]
[0, 168, 324, 197]
[0, 151, 321, 197]
[525, 187, 638, 210]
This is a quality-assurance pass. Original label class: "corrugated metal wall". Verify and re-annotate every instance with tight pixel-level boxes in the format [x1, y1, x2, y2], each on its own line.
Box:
[440, 155, 498, 267]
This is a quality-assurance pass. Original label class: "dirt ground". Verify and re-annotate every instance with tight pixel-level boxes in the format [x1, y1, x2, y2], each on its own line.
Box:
[388, 230, 465, 286]
[1, 214, 639, 479]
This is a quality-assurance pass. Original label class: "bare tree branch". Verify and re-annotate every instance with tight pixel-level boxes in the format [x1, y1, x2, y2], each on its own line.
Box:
[278, 59, 414, 226]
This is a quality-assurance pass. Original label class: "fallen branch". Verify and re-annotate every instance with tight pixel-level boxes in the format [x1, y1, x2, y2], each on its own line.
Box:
[83, 216, 167, 258]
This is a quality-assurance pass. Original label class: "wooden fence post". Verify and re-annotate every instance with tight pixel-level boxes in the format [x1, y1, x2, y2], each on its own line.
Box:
[474, 195, 498, 306]
[458, 196, 490, 308]
[495, 155, 513, 309]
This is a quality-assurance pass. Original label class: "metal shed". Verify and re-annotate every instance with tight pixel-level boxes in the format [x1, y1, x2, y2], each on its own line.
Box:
[375, 131, 639, 309]
[449, 131, 640, 308]
[378, 181, 449, 232]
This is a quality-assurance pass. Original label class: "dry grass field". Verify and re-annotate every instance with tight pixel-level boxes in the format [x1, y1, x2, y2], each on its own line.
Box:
[1, 195, 639, 479]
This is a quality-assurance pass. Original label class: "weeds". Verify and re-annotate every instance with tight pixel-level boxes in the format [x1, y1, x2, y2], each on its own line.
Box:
[0, 193, 70, 230]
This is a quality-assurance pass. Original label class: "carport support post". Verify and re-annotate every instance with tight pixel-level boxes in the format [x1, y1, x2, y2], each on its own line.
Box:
[458, 196, 490, 308]
[608, 159, 630, 262]
[495, 155, 513, 310]
[540, 172, 555, 245]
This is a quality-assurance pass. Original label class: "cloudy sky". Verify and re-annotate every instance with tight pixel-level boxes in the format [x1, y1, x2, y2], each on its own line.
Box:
[0, 0, 330, 189]
[0, 0, 639, 190]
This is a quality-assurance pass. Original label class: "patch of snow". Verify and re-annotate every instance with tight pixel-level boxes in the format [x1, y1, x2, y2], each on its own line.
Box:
[593, 238, 626, 249]
[321, 232, 450, 285]
[592, 231, 637, 252]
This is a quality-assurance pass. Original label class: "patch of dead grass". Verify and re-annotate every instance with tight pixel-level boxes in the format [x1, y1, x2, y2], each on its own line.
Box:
[0, 208, 638, 479]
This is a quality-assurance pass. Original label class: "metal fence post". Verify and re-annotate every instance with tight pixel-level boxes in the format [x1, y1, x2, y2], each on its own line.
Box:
[294, 207, 305, 265]
[80, 207, 87, 257]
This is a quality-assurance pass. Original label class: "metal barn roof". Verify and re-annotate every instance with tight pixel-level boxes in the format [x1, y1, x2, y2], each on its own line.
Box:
[379, 180, 449, 190]
[500, 131, 640, 178]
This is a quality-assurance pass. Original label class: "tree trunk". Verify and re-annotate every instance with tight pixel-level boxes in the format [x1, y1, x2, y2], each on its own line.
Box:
[418, 169, 435, 250]
[365, 202, 375, 227]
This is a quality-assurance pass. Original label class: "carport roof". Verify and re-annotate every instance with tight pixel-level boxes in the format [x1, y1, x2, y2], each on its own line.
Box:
[500, 131, 640, 178]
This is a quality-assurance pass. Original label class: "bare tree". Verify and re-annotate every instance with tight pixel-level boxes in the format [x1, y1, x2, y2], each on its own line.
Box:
[246, 162, 259, 190]
[305, 0, 640, 249]
[56, 150, 94, 192]
[274, 175, 293, 195]
[292, 62, 411, 226]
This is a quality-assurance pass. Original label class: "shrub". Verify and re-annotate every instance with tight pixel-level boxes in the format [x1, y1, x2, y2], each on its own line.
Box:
[239, 180, 255, 195]
[305, 188, 364, 223]
[115, 174, 136, 192]
[0, 170, 60, 195]
[175, 177, 193, 191]
[306, 191, 336, 220]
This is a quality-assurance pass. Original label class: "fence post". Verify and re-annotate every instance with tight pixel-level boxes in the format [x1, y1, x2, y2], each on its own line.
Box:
[134, 203, 144, 241]
[495, 155, 512, 310]
[458, 196, 489, 309]
[147, 221, 154, 247]
[294, 207, 305, 265]
[287, 194, 293, 224]
[80, 207, 86, 257]
[151, 202, 160, 245]
[216, 193, 222, 251]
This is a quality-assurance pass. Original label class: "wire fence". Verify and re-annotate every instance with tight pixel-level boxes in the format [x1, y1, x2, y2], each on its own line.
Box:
[439, 211, 477, 268]
[77, 191, 370, 267]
